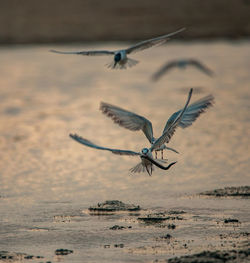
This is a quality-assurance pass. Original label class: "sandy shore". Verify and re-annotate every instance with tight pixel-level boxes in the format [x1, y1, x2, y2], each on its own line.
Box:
[0, 194, 249, 262]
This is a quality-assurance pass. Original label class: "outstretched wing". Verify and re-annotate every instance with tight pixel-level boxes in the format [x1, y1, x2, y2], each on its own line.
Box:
[151, 60, 179, 81]
[151, 88, 193, 151]
[70, 134, 140, 156]
[50, 49, 114, 56]
[162, 94, 214, 133]
[189, 59, 214, 77]
[100, 102, 154, 143]
[125, 28, 186, 54]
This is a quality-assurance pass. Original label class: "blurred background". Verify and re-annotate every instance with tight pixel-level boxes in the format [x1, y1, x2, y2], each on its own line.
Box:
[1, 0, 250, 43]
[0, 1, 250, 262]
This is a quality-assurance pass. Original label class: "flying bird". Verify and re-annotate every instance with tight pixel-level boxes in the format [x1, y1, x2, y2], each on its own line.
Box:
[100, 90, 214, 159]
[50, 28, 185, 69]
[70, 89, 194, 176]
[151, 58, 214, 81]
[70, 134, 177, 176]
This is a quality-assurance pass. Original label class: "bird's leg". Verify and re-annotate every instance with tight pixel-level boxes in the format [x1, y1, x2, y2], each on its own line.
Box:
[155, 151, 158, 159]
[161, 150, 164, 159]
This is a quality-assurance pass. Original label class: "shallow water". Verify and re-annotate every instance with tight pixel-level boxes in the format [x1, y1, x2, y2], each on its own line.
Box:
[0, 41, 249, 262]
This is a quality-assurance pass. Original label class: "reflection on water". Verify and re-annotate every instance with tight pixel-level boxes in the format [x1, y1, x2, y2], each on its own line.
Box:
[0, 41, 249, 262]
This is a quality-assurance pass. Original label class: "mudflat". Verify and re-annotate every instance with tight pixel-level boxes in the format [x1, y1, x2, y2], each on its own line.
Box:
[0, 41, 249, 262]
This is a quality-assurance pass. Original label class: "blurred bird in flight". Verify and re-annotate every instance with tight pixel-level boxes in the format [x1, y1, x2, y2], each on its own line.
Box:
[50, 28, 185, 69]
[151, 58, 214, 81]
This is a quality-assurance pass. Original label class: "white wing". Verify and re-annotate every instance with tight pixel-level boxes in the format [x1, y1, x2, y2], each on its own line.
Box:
[162, 94, 214, 133]
[125, 28, 186, 54]
[100, 102, 154, 143]
[151, 88, 193, 151]
[50, 49, 114, 56]
[70, 134, 140, 156]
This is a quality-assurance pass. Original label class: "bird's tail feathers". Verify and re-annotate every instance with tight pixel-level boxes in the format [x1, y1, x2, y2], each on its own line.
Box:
[106, 58, 139, 69]
[130, 162, 145, 173]
[130, 161, 154, 174]
[106, 60, 116, 69]
[127, 57, 139, 68]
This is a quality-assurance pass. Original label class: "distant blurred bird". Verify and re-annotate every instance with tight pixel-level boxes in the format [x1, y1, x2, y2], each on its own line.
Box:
[151, 58, 214, 81]
[100, 89, 214, 159]
[70, 89, 201, 176]
[50, 28, 185, 69]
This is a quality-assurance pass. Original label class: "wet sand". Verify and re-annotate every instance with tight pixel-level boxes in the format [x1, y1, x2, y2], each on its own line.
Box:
[0, 41, 250, 262]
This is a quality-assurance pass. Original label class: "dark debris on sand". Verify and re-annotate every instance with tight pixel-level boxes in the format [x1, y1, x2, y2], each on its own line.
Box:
[168, 210, 186, 215]
[156, 234, 173, 241]
[167, 248, 250, 263]
[224, 218, 240, 224]
[200, 186, 250, 197]
[138, 212, 183, 223]
[55, 248, 73, 255]
[167, 224, 176, 229]
[0, 251, 43, 261]
[109, 225, 132, 230]
[88, 200, 141, 213]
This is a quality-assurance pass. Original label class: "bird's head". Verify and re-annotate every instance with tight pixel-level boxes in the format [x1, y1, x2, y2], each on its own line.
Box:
[141, 148, 149, 155]
[114, 52, 121, 62]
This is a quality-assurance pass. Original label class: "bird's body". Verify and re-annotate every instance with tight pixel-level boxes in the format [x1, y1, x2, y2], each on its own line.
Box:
[131, 147, 158, 175]
[70, 89, 196, 176]
[151, 58, 214, 81]
[50, 28, 185, 69]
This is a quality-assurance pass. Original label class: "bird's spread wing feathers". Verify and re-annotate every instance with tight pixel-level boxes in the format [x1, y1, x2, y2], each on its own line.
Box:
[100, 102, 154, 143]
[151, 88, 193, 151]
[70, 134, 140, 156]
[162, 94, 214, 133]
[125, 28, 186, 54]
[50, 49, 114, 56]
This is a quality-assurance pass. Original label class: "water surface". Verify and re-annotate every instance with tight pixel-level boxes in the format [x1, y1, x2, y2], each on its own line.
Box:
[0, 41, 249, 262]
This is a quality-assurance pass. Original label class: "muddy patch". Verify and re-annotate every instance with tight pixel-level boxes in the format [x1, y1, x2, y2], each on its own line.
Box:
[88, 200, 141, 214]
[55, 248, 73, 255]
[224, 218, 240, 224]
[200, 186, 250, 197]
[109, 225, 132, 230]
[166, 248, 250, 263]
[138, 212, 184, 226]
[0, 251, 43, 261]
